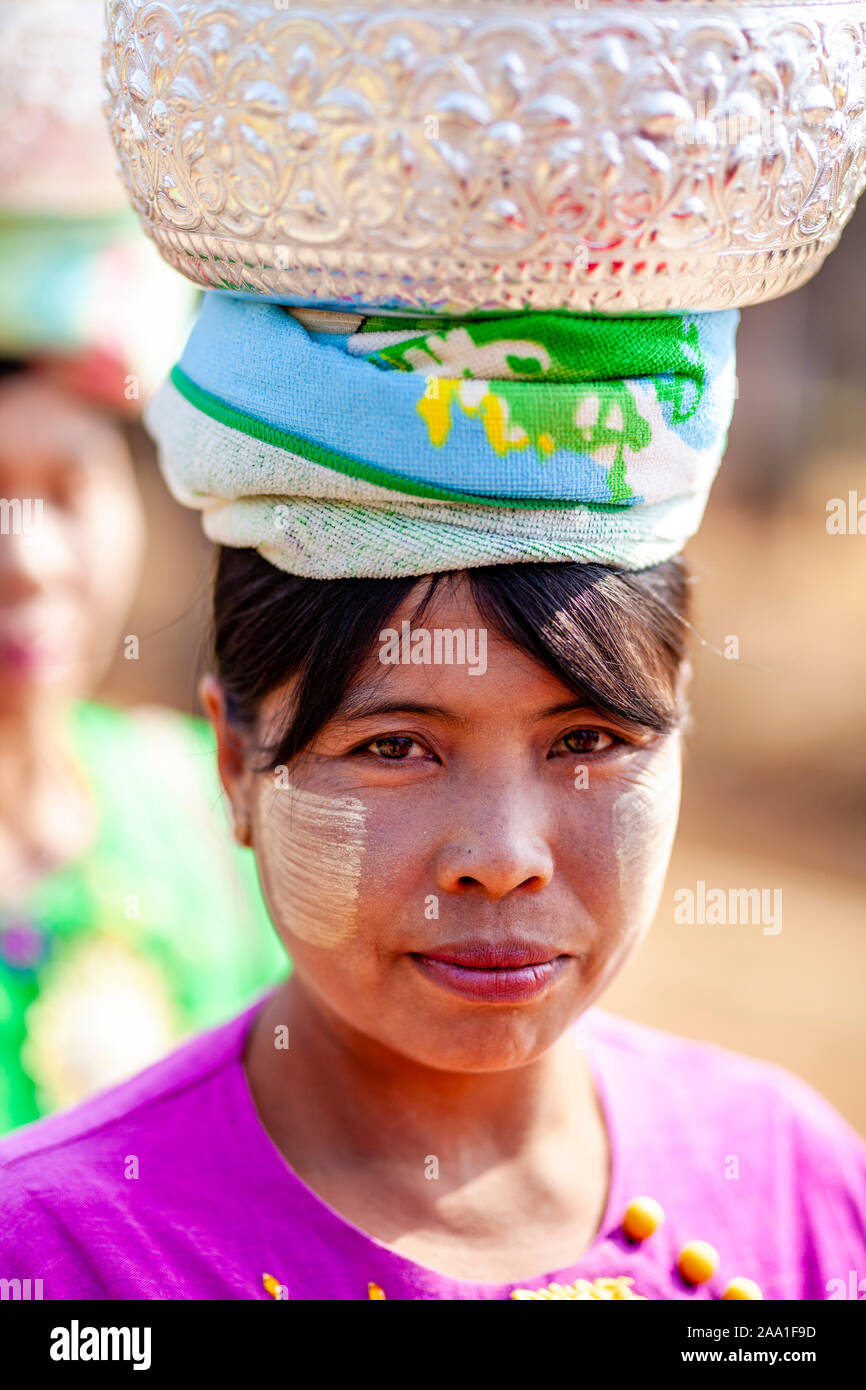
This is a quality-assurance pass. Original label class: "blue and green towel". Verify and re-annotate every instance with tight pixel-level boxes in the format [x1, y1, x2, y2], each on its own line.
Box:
[146, 293, 739, 577]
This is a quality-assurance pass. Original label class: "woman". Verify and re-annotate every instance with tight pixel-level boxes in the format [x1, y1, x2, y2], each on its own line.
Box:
[0, 0, 288, 1130]
[0, 299, 862, 1299]
[0, 359, 286, 1132]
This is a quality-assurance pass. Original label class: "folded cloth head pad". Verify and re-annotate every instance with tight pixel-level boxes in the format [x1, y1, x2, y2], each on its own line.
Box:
[145, 293, 739, 579]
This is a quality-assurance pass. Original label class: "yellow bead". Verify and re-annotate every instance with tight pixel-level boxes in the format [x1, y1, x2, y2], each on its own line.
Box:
[722, 1277, 763, 1301]
[678, 1240, 720, 1285]
[367, 1281, 387, 1300]
[623, 1195, 666, 1241]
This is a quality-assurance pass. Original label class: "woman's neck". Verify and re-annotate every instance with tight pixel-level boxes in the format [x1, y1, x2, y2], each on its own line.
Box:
[0, 695, 68, 778]
[244, 975, 610, 1274]
[0, 696, 96, 905]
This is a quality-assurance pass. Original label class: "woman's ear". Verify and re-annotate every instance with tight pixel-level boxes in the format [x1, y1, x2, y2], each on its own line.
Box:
[199, 673, 254, 847]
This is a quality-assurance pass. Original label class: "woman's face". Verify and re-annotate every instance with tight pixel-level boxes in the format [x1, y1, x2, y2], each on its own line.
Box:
[228, 576, 683, 1072]
[0, 375, 144, 714]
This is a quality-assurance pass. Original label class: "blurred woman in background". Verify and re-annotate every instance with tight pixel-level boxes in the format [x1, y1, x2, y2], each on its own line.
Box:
[0, 0, 287, 1132]
[0, 360, 286, 1133]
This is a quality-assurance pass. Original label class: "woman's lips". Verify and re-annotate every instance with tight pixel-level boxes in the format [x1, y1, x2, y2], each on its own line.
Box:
[0, 635, 57, 675]
[410, 948, 570, 1003]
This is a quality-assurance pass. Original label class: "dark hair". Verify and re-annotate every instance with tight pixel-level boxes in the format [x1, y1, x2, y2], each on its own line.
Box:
[0, 358, 30, 382]
[212, 547, 691, 771]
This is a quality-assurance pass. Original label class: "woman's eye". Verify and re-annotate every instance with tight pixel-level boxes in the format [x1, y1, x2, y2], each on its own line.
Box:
[45, 486, 75, 512]
[559, 728, 615, 754]
[365, 735, 426, 760]
[41, 466, 82, 511]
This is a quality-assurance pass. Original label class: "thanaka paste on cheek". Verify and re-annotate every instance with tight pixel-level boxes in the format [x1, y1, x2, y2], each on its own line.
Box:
[254, 777, 367, 947]
[611, 750, 681, 931]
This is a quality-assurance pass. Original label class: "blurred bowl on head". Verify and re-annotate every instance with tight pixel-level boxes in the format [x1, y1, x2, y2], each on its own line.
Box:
[103, 0, 866, 315]
[0, 0, 199, 407]
[0, 0, 129, 216]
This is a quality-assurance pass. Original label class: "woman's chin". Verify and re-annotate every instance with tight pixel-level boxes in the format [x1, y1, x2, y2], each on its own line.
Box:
[384, 982, 590, 1072]
[398, 1025, 576, 1074]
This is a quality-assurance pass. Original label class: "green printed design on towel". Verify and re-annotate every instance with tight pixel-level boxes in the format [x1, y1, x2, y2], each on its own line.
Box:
[355, 313, 707, 503]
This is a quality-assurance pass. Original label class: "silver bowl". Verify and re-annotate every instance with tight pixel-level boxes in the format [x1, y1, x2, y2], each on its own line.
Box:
[103, 0, 866, 314]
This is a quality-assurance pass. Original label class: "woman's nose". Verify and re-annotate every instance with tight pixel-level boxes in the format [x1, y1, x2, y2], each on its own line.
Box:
[0, 510, 70, 597]
[434, 793, 554, 900]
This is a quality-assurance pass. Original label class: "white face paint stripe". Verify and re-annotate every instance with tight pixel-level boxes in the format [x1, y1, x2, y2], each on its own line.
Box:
[611, 763, 681, 929]
[256, 779, 367, 947]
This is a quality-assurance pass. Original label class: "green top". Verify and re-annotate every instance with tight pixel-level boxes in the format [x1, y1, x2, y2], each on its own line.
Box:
[0, 701, 288, 1134]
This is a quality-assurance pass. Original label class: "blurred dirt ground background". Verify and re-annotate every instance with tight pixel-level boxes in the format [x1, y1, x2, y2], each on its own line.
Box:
[100, 203, 866, 1138]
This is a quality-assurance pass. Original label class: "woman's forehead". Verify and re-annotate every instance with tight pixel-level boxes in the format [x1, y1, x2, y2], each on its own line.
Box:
[0, 378, 105, 440]
[0, 380, 126, 472]
[294, 640, 589, 736]
[389, 573, 480, 624]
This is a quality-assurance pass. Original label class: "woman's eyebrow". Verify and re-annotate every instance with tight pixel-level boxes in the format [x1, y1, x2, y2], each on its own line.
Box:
[335, 693, 614, 727]
[537, 699, 600, 720]
[335, 696, 470, 727]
